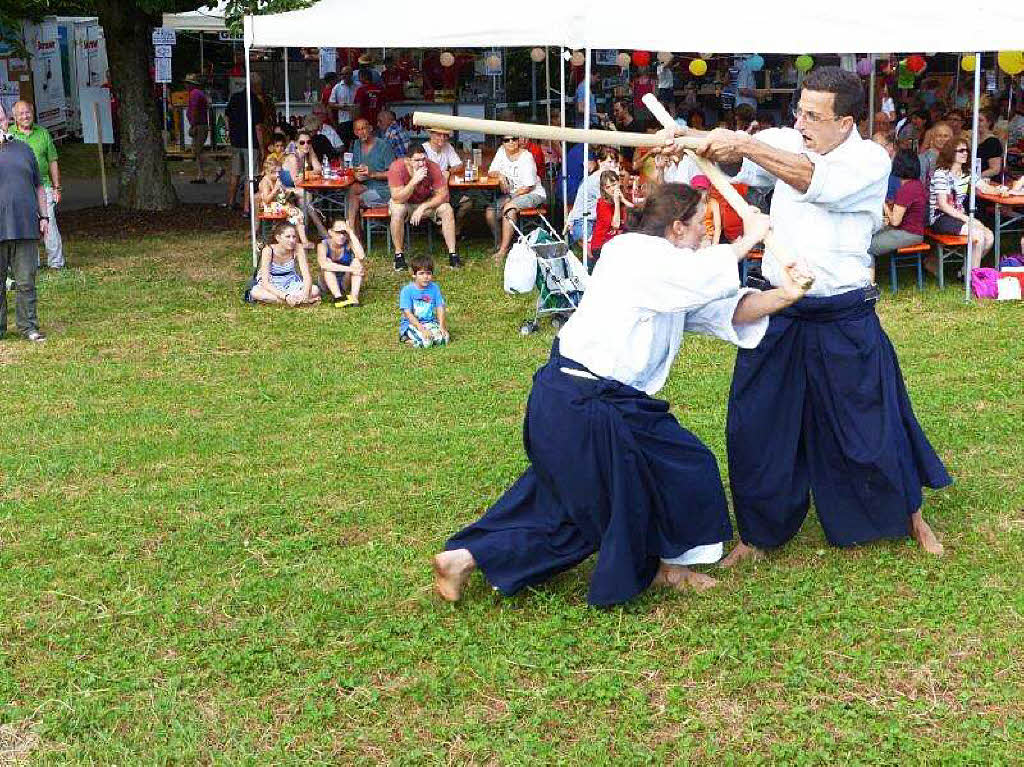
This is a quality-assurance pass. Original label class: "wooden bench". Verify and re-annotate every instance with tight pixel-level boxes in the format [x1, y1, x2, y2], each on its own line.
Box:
[888, 241, 930, 293]
[361, 206, 434, 257]
[925, 230, 969, 288]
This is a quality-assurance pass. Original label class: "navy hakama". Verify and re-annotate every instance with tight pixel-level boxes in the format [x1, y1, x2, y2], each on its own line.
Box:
[726, 287, 953, 550]
[446, 342, 733, 607]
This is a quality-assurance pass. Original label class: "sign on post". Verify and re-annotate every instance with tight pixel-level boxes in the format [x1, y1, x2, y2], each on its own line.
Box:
[154, 57, 172, 84]
[154, 44, 172, 59]
[151, 28, 176, 46]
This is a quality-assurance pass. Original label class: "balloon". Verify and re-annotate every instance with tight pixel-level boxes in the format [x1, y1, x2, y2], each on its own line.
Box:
[856, 57, 873, 77]
[530, 47, 545, 63]
[907, 54, 926, 74]
[439, 52, 454, 67]
[633, 50, 651, 68]
[657, 51, 673, 65]
[616, 52, 631, 68]
[689, 59, 708, 77]
[746, 54, 764, 72]
[570, 50, 585, 67]
[485, 54, 501, 70]
[997, 50, 1024, 76]
[795, 55, 814, 73]
[961, 54, 976, 73]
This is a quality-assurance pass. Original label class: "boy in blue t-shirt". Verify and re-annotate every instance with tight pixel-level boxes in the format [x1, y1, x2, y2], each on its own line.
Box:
[398, 255, 449, 347]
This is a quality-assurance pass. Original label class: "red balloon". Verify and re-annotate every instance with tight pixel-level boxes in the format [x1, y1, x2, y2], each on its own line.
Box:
[907, 54, 926, 74]
[632, 50, 651, 68]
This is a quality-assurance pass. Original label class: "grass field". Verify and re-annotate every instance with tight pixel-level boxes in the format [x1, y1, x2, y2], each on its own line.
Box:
[1, 229, 1022, 764]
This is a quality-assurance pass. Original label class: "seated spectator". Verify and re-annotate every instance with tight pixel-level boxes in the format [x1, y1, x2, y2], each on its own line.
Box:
[281, 129, 322, 191]
[311, 105, 343, 150]
[566, 146, 620, 244]
[686, 109, 705, 131]
[707, 178, 750, 245]
[872, 131, 900, 201]
[378, 109, 409, 158]
[919, 121, 953, 184]
[928, 135, 995, 271]
[590, 170, 633, 263]
[303, 115, 340, 162]
[317, 218, 366, 308]
[565, 142, 595, 209]
[345, 117, 396, 234]
[869, 150, 927, 265]
[257, 157, 286, 211]
[524, 139, 546, 180]
[388, 144, 460, 271]
[249, 222, 321, 306]
[976, 109, 1004, 182]
[486, 135, 547, 264]
[354, 68, 385, 127]
[422, 128, 476, 233]
[265, 133, 286, 166]
[1009, 99, 1024, 147]
[399, 255, 449, 348]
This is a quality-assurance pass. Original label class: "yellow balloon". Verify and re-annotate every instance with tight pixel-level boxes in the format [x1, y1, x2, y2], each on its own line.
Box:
[961, 54, 976, 73]
[689, 58, 708, 77]
[997, 51, 1024, 76]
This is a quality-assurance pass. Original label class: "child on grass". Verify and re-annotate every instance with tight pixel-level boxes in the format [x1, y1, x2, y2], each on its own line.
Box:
[317, 218, 366, 308]
[398, 255, 449, 347]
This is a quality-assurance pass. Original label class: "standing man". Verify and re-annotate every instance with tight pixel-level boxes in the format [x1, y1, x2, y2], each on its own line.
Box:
[0, 102, 49, 342]
[353, 69, 385, 128]
[223, 79, 263, 215]
[10, 101, 62, 269]
[329, 67, 355, 148]
[669, 66, 950, 564]
[387, 144, 461, 271]
[184, 74, 211, 184]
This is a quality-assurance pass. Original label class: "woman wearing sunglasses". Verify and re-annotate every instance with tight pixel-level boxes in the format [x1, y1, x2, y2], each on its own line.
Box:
[317, 218, 366, 308]
[279, 130, 327, 239]
[928, 134, 996, 270]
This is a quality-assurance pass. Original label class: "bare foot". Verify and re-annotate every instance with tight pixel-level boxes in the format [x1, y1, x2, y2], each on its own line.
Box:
[432, 549, 477, 601]
[719, 541, 765, 569]
[652, 563, 718, 592]
[910, 512, 944, 556]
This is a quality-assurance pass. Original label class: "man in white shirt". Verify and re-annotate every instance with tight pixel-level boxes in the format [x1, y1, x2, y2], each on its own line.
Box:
[423, 128, 477, 236]
[433, 183, 812, 606]
[485, 135, 546, 264]
[328, 67, 355, 147]
[669, 67, 950, 566]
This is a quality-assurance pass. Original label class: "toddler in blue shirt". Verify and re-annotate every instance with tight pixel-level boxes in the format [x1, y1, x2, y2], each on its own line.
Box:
[399, 255, 449, 347]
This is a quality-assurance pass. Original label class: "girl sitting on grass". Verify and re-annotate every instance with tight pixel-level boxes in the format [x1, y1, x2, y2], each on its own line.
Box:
[317, 219, 366, 308]
[249, 222, 321, 307]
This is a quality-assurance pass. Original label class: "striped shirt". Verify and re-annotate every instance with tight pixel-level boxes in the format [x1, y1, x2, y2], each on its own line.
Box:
[928, 168, 969, 225]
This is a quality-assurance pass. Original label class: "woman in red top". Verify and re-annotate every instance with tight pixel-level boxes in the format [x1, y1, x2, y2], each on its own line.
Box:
[589, 171, 634, 263]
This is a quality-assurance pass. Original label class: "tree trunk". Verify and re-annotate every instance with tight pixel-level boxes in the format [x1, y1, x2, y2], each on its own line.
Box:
[95, 0, 177, 210]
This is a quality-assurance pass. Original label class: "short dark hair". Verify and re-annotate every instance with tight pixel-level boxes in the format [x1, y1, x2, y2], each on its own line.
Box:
[324, 72, 337, 83]
[409, 255, 434, 274]
[612, 97, 633, 116]
[891, 149, 921, 180]
[637, 183, 703, 237]
[596, 146, 619, 163]
[801, 66, 865, 120]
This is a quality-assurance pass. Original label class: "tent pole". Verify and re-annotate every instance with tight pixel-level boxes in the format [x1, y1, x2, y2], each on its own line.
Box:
[245, 39, 258, 268]
[560, 48, 567, 226]
[532, 55, 538, 122]
[545, 46, 551, 127]
[284, 47, 291, 123]
[965, 51, 982, 303]
[200, 32, 204, 74]
[868, 54, 875, 135]
[583, 48, 591, 269]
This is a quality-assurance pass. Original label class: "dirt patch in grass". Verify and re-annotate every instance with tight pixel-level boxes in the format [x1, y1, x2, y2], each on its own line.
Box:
[62, 205, 247, 239]
[0, 719, 40, 765]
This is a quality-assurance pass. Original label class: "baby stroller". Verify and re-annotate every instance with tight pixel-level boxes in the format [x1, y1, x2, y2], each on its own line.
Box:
[503, 212, 588, 334]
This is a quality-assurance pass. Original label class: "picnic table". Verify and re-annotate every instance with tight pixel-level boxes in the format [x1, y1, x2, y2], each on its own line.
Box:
[450, 174, 503, 248]
[296, 172, 355, 225]
[977, 188, 1024, 262]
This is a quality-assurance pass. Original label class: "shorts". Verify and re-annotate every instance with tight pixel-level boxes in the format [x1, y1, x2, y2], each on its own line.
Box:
[493, 192, 546, 213]
[230, 148, 255, 178]
[930, 213, 966, 235]
[400, 321, 448, 348]
[389, 200, 452, 224]
[189, 124, 209, 148]
[360, 187, 390, 208]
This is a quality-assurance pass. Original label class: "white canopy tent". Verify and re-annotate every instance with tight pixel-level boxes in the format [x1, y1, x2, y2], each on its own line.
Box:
[243, 0, 1024, 296]
[162, 3, 228, 33]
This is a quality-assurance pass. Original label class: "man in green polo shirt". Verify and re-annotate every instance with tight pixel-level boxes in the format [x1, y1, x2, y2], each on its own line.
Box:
[11, 101, 63, 269]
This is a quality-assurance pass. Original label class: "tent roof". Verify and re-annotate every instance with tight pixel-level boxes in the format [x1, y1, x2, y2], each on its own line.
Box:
[245, 0, 1024, 53]
[163, 2, 228, 33]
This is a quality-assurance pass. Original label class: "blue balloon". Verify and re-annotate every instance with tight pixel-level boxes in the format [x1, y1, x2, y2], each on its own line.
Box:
[747, 54, 765, 71]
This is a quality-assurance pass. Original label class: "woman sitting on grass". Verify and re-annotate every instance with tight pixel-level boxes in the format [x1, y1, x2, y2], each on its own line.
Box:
[249, 222, 321, 306]
[317, 219, 366, 308]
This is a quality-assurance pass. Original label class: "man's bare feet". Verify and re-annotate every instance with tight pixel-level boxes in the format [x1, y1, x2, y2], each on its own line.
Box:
[432, 548, 477, 601]
[652, 562, 718, 592]
[910, 512, 944, 556]
[719, 541, 764, 569]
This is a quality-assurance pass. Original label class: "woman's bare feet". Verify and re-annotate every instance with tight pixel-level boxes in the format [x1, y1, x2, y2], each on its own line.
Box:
[652, 562, 718, 592]
[432, 548, 477, 601]
[910, 512, 944, 556]
[719, 541, 764, 569]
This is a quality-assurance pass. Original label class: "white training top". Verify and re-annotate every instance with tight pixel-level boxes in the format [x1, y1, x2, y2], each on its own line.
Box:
[489, 146, 546, 200]
[424, 141, 463, 172]
[733, 126, 890, 297]
[558, 232, 767, 396]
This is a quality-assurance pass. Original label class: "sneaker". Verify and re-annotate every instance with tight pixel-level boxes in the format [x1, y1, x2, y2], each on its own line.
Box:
[334, 296, 360, 308]
[24, 330, 46, 343]
[394, 254, 407, 272]
[449, 254, 463, 269]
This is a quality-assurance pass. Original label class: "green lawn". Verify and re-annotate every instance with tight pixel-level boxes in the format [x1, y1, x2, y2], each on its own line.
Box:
[1, 230, 1022, 764]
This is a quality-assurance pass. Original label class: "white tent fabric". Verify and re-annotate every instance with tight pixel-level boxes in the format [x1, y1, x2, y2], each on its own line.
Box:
[246, 0, 1024, 52]
[163, 2, 228, 33]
